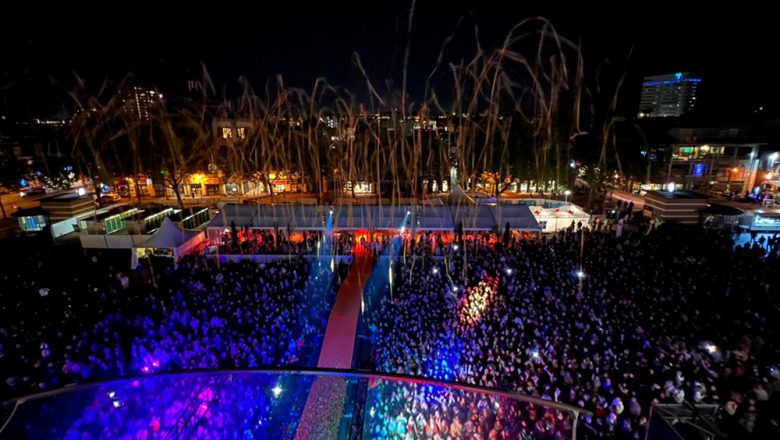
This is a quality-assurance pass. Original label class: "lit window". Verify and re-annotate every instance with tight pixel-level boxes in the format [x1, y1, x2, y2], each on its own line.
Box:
[221, 128, 233, 139]
[236, 127, 246, 139]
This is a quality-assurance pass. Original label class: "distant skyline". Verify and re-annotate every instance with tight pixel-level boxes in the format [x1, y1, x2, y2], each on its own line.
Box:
[2, 1, 778, 119]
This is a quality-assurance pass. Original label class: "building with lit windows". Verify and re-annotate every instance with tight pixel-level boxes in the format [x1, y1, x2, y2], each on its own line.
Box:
[665, 127, 765, 195]
[638, 72, 700, 118]
[122, 86, 162, 122]
[214, 118, 250, 141]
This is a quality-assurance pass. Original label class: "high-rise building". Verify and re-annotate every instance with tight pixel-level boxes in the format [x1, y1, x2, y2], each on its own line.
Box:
[638, 72, 700, 118]
[122, 86, 162, 122]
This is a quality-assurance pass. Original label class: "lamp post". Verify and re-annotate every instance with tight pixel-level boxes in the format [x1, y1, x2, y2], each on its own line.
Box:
[564, 189, 572, 203]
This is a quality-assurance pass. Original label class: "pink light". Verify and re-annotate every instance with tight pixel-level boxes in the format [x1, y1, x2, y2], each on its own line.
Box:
[151, 359, 160, 368]
[131, 380, 140, 388]
[142, 366, 150, 373]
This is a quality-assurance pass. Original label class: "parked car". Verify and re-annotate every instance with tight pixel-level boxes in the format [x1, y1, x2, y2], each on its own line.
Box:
[96, 193, 122, 206]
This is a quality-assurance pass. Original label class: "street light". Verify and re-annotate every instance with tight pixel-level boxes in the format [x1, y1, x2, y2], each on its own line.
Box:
[564, 189, 572, 203]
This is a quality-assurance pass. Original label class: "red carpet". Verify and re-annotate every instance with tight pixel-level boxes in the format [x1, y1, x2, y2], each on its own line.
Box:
[295, 251, 374, 439]
[316, 253, 373, 369]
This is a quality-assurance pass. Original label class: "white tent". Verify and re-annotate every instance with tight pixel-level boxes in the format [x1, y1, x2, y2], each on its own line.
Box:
[529, 203, 590, 233]
[136, 217, 204, 257]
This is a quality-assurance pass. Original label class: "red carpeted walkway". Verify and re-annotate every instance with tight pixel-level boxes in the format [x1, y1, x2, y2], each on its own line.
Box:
[294, 251, 374, 439]
[316, 252, 373, 369]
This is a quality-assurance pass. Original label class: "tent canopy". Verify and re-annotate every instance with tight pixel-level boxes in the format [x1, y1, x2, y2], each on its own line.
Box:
[446, 185, 476, 205]
[451, 205, 497, 231]
[489, 205, 541, 231]
[138, 217, 199, 249]
[207, 203, 546, 232]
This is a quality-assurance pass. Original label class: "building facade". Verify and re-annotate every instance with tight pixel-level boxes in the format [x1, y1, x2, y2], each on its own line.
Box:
[122, 86, 161, 122]
[638, 72, 700, 118]
[665, 127, 765, 195]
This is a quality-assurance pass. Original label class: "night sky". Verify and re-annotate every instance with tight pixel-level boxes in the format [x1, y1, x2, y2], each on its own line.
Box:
[2, 1, 777, 119]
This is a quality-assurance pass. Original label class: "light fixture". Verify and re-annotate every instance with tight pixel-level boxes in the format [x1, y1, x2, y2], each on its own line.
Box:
[577, 270, 585, 279]
[666, 182, 676, 193]
[272, 385, 282, 397]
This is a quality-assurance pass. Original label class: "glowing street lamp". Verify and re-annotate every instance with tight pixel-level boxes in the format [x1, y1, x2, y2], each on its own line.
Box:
[564, 189, 572, 203]
[577, 270, 585, 279]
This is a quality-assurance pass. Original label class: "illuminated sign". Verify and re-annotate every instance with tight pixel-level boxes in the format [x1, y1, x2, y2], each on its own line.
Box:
[693, 163, 706, 177]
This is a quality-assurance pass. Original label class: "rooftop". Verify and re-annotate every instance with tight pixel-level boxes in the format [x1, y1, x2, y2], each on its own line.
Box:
[647, 190, 709, 200]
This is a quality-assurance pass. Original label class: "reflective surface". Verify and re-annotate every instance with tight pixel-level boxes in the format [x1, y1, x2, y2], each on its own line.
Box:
[1, 370, 580, 439]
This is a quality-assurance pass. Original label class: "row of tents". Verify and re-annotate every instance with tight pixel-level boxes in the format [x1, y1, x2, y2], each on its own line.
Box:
[208, 203, 545, 233]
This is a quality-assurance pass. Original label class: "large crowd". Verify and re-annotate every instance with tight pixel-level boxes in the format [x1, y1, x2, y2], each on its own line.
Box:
[364, 379, 574, 439]
[366, 210, 780, 439]
[6, 372, 312, 439]
[2, 203, 780, 439]
[0, 239, 347, 401]
[214, 227, 358, 256]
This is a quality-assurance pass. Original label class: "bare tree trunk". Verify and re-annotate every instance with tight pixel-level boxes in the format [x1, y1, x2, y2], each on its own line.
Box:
[171, 182, 185, 210]
[134, 177, 143, 207]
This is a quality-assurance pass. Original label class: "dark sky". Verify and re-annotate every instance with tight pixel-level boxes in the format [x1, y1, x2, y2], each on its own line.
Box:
[2, 1, 778, 119]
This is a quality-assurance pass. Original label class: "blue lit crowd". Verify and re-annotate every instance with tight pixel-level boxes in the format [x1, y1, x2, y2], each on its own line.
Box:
[2, 203, 780, 439]
[0, 244, 345, 401]
[366, 210, 780, 439]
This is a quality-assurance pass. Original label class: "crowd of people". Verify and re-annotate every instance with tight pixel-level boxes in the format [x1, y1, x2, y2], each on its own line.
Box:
[0, 238, 347, 402]
[364, 379, 574, 439]
[366, 214, 780, 439]
[2, 205, 780, 439]
[214, 227, 359, 256]
[7, 372, 312, 439]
